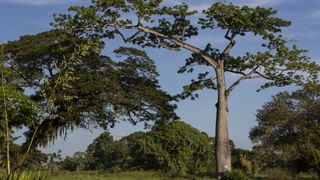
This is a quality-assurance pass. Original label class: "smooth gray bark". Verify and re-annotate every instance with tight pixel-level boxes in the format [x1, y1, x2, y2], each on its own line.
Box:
[215, 65, 231, 179]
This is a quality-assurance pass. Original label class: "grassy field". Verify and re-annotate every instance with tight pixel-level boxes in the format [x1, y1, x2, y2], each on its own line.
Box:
[48, 170, 320, 180]
[1, 169, 318, 180]
[48, 171, 215, 180]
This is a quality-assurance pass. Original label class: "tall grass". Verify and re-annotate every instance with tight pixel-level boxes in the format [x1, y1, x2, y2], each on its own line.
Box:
[49, 170, 216, 180]
[0, 171, 48, 180]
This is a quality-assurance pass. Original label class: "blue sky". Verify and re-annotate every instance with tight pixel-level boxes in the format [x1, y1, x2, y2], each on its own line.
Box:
[1, 0, 320, 157]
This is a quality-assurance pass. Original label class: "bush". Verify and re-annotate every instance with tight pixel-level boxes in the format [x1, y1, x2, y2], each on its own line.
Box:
[225, 169, 250, 180]
[266, 168, 294, 180]
[131, 121, 214, 175]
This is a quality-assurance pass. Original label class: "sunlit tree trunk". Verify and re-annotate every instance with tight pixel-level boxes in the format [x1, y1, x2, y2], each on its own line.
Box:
[215, 63, 231, 179]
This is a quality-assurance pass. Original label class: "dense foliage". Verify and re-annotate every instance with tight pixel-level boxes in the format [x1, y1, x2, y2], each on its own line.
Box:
[0, 142, 48, 170]
[131, 121, 213, 175]
[85, 131, 128, 170]
[61, 121, 215, 176]
[250, 89, 320, 175]
[3, 30, 177, 148]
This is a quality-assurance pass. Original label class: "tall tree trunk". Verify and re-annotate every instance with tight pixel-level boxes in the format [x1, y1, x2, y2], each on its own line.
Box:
[215, 65, 231, 179]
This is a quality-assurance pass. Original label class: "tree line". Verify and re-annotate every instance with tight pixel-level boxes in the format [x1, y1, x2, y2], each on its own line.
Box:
[59, 91, 320, 177]
[2, 93, 319, 178]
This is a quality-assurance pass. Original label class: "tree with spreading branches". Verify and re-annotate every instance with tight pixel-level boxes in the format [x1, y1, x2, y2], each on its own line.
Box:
[3, 30, 177, 171]
[53, 1, 320, 178]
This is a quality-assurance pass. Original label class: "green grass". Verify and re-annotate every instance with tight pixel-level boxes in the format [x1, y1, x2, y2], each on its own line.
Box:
[1, 170, 317, 180]
[48, 171, 216, 180]
[0, 171, 48, 180]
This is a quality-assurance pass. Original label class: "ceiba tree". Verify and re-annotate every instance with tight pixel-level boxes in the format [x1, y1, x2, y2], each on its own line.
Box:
[53, 0, 320, 178]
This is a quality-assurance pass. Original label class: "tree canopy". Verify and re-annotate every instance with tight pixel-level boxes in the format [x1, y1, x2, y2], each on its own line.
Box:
[53, 1, 319, 93]
[250, 89, 320, 175]
[3, 30, 177, 147]
[131, 121, 213, 175]
[65, 121, 214, 176]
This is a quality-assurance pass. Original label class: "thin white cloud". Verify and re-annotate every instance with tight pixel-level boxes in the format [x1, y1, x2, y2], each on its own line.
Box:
[284, 31, 320, 41]
[237, 0, 286, 7]
[311, 10, 320, 17]
[0, 0, 79, 6]
[163, 0, 211, 12]
[310, 57, 320, 62]
[183, 0, 286, 12]
[163, 0, 181, 6]
[165, 0, 286, 13]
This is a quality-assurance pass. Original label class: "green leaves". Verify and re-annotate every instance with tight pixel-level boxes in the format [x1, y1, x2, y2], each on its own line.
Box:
[250, 89, 320, 172]
[132, 121, 213, 174]
[0, 45, 37, 130]
[177, 71, 216, 100]
[53, 0, 199, 49]
[54, 0, 320, 98]
[199, 3, 291, 40]
[158, 3, 198, 39]
[82, 121, 213, 174]
[4, 31, 177, 147]
[111, 47, 178, 127]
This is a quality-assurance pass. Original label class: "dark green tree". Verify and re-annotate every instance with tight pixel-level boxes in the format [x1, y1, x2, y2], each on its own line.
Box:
[84, 131, 145, 171]
[250, 89, 320, 175]
[131, 121, 213, 175]
[85, 131, 120, 170]
[83, 121, 213, 175]
[53, 1, 320, 178]
[61, 151, 86, 171]
[4, 30, 177, 148]
[0, 142, 48, 170]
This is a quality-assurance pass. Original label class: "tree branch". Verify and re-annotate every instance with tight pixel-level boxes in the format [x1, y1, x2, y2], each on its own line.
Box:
[114, 27, 143, 43]
[9, 65, 40, 87]
[137, 26, 218, 68]
[221, 29, 236, 58]
[254, 70, 275, 81]
[226, 66, 259, 96]
[224, 69, 247, 76]
[102, 22, 218, 68]
[104, 23, 218, 68]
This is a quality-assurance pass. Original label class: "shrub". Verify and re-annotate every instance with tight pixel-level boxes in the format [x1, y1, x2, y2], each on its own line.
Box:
[266, 168, 294, 180]
[225, 169, 250, 180]
[131, 121, 214, 175]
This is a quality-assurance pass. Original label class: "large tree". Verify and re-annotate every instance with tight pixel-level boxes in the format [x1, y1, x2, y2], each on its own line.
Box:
[0, 44, 38, 175]
[250, 89, 320, 175]
[132, 121, 213, 175]
[53, 1, 320, 178]
[3, 30, 177, 170]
